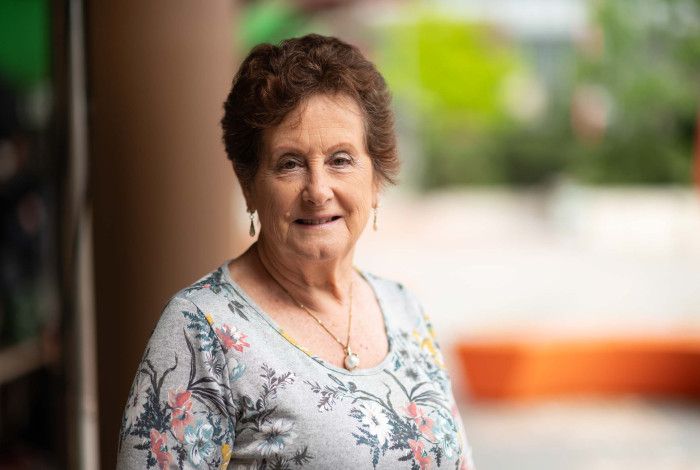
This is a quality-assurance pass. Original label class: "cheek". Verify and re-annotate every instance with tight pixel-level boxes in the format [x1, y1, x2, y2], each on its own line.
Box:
[353, 169, 377, 207]
[343, 180, 374, 221]
[258, 184, 296, 227]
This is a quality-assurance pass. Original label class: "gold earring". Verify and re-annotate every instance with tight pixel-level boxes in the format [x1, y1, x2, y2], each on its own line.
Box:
[373, 205, 378, 231]
[248, 210, 256, 237]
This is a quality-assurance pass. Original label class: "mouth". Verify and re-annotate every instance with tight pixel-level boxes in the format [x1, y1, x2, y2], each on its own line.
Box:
[294, 215, 342, 226]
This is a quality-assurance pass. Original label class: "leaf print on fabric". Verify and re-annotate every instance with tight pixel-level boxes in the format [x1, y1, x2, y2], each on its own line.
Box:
[386, 369, 449, 413]
[291, 446, 313, 465]
[215, 324, 250, 353]
[259, 364, 295, 402]
[182, 306, 222, 353]
[234, 365, 315, 467]
[305, 369, 464, 470]
[303, 378, 347, 412]
[184, 420, 216, 465]
[183, 332, 237, 417]
[183, 269, 251, 322]
[403, 365, 421, 382]
[123, 371, 149, 433]
[228, 299, 250, 322]
[203, 349, 226, 378]
[183, 268, 229, 296]
[136, 352, 178, 439]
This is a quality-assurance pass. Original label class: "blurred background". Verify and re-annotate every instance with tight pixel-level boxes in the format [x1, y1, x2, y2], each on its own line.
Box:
[0, 0, 699, 468]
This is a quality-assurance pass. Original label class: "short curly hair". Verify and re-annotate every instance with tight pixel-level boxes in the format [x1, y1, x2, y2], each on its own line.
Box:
[221, 34, 398, 190]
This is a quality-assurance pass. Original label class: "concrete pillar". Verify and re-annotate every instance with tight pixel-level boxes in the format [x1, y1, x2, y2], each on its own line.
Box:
[87, 2, 240, 466]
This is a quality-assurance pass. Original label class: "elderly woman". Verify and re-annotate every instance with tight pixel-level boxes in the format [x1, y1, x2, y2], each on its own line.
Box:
[117, 34, 474, 469]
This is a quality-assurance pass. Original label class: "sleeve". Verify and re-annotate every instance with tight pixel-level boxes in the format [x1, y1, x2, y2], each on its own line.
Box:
[406, 289, 477, 470]
[116, 295, 236, 470]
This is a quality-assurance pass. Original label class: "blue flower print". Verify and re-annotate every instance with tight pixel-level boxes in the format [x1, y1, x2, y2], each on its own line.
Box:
[226, 356, 246, 382]
[184, 421, 216, 465]
[253, 418, 296, 456]
[433, 414, 459, 459]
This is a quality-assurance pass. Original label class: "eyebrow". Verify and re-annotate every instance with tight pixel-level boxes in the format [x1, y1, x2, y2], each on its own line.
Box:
[325, 142, 359, 154]
[269, 145, 303, 157]
[270, 142, 359, 156]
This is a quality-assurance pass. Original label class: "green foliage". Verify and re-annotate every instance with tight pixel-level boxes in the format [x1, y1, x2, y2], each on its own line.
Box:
[380, 16, 521, 126]
[377, 1, 700, 187]
[239, 1, 323, 49]
[0, 0, 49, 88]
[570, 0, 700, 184]
[378, 12, 568, 187]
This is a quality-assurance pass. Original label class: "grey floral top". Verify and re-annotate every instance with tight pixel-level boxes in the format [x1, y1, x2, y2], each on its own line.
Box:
[117, 261, 475, 469]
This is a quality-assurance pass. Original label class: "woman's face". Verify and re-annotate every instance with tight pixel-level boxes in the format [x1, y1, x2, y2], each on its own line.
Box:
[246, 93, 378, 262]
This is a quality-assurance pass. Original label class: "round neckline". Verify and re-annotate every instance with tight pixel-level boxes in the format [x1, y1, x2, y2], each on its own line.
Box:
[219, 260, 396, 376]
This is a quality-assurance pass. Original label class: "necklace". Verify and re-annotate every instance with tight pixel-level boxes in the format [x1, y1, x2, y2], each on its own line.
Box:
[258, 259, 360, 371]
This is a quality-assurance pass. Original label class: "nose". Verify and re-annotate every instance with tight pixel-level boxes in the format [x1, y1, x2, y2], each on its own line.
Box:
[302, 164, 333, 206]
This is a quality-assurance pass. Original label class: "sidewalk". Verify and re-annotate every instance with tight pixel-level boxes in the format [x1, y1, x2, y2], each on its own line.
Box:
[461, 398, 700, 470]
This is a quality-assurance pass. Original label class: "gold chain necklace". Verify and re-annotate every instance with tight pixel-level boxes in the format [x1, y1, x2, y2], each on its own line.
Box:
[258, 260, 360, 371]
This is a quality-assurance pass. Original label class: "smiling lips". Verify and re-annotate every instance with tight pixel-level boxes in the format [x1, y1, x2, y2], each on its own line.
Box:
[295, 215, 341, 226]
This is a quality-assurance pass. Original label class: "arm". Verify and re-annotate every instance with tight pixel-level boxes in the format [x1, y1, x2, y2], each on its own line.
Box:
[117, 296, 236, 469]
[409, 291, 477, 470]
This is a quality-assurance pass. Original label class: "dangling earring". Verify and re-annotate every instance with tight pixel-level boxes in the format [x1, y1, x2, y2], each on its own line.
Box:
[248, 210, 256, 237]
[372, 205, 378, 231]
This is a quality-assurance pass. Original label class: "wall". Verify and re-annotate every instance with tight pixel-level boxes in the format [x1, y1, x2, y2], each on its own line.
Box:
[87, 2, 240, 466]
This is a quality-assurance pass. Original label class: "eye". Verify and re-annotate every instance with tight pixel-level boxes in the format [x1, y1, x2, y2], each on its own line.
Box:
[277, 156, 302, 171]
[330, 152, 353, 167]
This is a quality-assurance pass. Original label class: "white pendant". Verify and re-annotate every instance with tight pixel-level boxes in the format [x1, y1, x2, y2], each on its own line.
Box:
[344, 350, 360, 371]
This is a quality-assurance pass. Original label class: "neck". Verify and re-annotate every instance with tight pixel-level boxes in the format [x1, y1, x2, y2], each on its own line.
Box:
[253, 237, 355, 308]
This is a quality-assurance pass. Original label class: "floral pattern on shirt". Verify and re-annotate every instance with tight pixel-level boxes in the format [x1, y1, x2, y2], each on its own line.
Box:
[298, 293, 471, 470]
[233, 364, 315, 468]
[117, 265, 475, 470]
[118, 303, 238, 469]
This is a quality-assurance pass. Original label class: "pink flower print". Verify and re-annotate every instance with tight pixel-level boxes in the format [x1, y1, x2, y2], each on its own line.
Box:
[408, 439, 432, 470]
[149, 429, 172, 470]
[405, 402, 435, 441]
[168, 389, 194, 441]
[215, 324, 250, 352]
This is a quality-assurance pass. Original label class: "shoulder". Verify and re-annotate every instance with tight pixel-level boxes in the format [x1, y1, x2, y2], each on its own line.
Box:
[176, 263, 233, 306]
[162, 262, 251, 322]
[146, 263, 248, 353]
[359, 270, 426, 327]
[363, 270, 449, 371]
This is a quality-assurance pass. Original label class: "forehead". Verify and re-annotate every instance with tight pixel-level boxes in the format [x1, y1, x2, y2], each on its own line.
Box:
[262, 94, 365, 150]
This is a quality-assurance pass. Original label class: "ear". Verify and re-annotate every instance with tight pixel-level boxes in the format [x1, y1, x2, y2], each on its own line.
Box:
[371, 176, 382, 208]
[242, 184, 255, 213]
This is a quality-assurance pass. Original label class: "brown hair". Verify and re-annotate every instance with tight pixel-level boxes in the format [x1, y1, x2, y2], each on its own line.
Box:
[221, 34, 398, 189]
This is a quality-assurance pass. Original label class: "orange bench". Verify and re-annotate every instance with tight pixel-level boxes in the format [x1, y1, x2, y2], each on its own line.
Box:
[455, 336, 700, 401]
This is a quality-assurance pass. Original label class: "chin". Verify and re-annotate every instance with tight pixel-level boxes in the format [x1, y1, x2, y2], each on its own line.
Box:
[288, 241, 350, 262]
